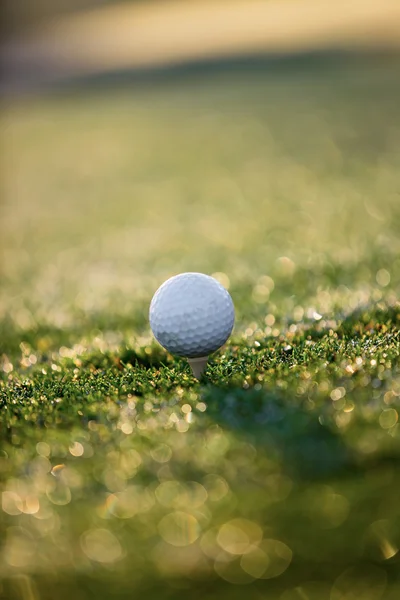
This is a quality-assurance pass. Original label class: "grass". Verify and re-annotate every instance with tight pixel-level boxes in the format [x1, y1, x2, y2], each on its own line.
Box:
[1, 55, 400, 599]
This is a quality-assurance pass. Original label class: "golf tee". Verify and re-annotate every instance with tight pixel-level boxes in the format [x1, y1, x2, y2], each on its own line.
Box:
[188, 356, 208, 380]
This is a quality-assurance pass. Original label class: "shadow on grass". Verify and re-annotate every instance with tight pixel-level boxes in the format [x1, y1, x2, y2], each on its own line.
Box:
[202, 384, 349, 481]
[120, 346, 174, 370]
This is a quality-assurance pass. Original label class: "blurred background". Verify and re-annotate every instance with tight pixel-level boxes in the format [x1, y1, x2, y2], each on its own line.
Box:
[2, 0, 400, 91]
[1, 0, 400, 341]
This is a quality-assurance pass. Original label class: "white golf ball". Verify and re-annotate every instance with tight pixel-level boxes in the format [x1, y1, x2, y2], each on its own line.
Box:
[149, 272, 235, 358]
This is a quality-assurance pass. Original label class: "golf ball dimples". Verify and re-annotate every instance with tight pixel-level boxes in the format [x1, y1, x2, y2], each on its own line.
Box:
[150, 273, 234, 358]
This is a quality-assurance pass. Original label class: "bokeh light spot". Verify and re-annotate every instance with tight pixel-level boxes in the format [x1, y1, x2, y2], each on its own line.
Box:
[158, 511, 200, 547]
[81, 528, 122, 563]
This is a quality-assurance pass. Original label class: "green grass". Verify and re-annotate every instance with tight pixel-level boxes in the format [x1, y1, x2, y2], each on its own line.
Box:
[1, 57, 400, 599]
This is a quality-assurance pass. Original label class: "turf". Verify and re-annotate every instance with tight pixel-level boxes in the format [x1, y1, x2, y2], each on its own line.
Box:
[1, 56, 400, 599]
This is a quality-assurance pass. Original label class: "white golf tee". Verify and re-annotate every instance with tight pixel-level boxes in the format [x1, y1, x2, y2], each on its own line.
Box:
[188, 356, 208, 380]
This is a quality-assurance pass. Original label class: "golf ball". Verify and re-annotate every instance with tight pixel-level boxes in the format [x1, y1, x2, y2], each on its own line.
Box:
[149, 272, 235, 358]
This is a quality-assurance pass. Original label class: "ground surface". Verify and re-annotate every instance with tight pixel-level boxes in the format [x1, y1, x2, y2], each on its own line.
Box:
[1, 56, 400, 599]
